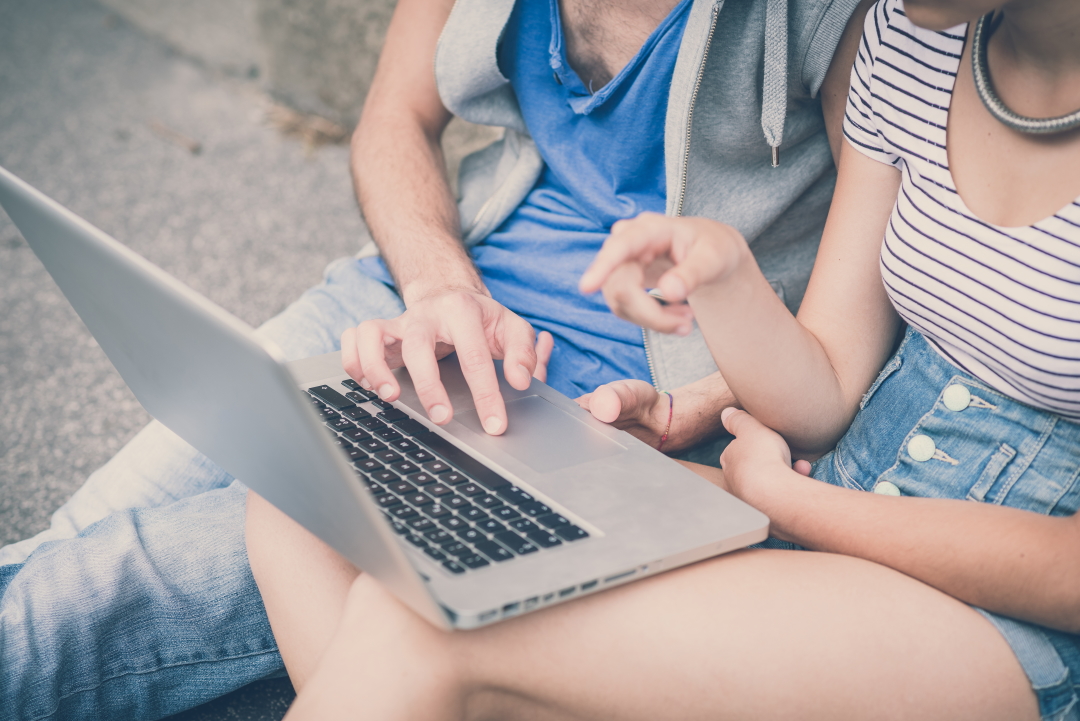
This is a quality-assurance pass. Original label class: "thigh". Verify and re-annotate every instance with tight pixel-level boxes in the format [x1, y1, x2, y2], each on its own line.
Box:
[459, 549, 1038, 721]
[255, 256, 404, 362]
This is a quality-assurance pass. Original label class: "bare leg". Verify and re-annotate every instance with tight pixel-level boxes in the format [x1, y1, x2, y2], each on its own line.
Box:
[288, 548, 1038, 721]
[245, 491, 359, 689]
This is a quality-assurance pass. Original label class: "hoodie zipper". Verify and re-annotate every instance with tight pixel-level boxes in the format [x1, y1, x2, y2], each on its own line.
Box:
[642, 2, 720, 389]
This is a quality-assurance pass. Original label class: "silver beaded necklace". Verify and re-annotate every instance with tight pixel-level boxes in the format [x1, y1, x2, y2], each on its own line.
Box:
[971, 13, 1080, 135]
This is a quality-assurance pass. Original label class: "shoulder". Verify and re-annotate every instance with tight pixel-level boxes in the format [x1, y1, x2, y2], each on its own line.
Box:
[859, 0, 966, 73]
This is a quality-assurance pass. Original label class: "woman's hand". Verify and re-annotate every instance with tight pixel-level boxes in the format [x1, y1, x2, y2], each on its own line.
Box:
[719, 407, 812, 509]
[579, 213, 749, 335]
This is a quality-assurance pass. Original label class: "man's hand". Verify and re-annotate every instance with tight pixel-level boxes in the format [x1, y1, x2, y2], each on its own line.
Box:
[576, 380, 670, 448]
[578, 213, 750, 335]
[340, 290, 540, 435]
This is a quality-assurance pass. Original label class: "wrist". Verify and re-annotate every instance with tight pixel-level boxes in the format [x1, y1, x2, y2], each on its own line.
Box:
[400, 275, 489, 307]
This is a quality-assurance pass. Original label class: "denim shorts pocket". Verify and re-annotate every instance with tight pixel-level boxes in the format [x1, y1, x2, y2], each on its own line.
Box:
[967, 443, 1017, 503]
[860, 352, 902, 410]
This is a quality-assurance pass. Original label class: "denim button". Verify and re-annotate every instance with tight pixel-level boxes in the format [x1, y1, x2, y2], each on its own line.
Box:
[907, 434, 936, 462]
[943, 384, 971, 412]
[873, 481, 901, 496]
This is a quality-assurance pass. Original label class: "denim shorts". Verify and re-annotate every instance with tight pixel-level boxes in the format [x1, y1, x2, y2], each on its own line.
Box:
[804, 328, 1080, 721]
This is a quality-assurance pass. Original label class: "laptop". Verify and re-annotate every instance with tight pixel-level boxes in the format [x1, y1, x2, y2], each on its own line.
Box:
[0, 165, 768, 629]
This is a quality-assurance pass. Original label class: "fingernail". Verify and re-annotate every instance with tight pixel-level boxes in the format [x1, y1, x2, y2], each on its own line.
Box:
[429, 405, 449, 424]
[378, 383, 394, 400]
[667, 276, 687, 300]
[483, 416, 503, 434]
[517, 364, 531, 379]
[359, 377, 372, 390]
[721, 407, 737, 422]
[677, 324, 691, 336]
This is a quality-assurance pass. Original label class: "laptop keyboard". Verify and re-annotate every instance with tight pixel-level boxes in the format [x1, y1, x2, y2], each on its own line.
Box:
[308, 380, 590, 575]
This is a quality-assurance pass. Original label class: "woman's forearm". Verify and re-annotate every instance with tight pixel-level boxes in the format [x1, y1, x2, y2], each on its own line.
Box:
[757, 470, 1080, 633]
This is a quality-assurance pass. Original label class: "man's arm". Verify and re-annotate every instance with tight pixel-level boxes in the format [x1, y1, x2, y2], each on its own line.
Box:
[346, 0, 537, 435]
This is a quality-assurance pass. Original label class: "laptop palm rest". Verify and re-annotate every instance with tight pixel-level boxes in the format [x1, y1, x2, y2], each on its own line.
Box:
[454, 395, 624, 474]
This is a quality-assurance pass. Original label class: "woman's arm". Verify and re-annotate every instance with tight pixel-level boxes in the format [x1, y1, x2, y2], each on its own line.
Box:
[581, 143, 903, 456]
[706, 408, 1080, 634]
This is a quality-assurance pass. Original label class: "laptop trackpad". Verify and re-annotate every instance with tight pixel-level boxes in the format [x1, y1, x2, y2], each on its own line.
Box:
[455, 395, 624, 474]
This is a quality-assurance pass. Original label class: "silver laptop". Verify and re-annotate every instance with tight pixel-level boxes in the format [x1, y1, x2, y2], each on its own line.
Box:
[0, 165, 768, 630]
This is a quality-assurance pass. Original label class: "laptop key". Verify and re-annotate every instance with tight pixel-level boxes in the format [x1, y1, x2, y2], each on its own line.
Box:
[357, 417, 386, 431]
[378, 408, 409, 423]
[405, 533, 427, 548]
[457, 483, 485, 497]
[371, 398, 395, 411]
[387, 480, 417, 495]
[393, 419, 432, 437]
[373, 470, 400, 485]
[375, 450, 402, 464]
[424, 546, 448, 562]
[389, 505, 419, 520]
[444, 495, 470, 510]
[422, 503, 452, 519]
[425, 483, 454, 497]
[441, 516, 468, 531]
[525, 529, 562, 548]
[341, 407, 371, 421]
[494, 531, 539, 555]
[441, 472, 468, 485]
[375, 428, 404, 443]
[554, 525, 589, 541]
[390, 520, 409, 535]
[343, 427, 371, 441]
[341, 381, 378, 401]
[458, 554, 490, 570]
[518, 501, 551, 517]
[492, 506, 521, 521]
[423, 461, 452, 474]
[390, 439, 419, 453]
[411, 473, 438, 486]
[392, 461, 421, 475]
[473, 494, 502, 509]
[308, 385, 356, 410]
[476, 518, 506, 535]
[475, 540, 514, 562]
[456, 528, 485, 544]
[374, 493, 401, 509]
[424, 529, 452, 544]
[404, 492, 435, 507]
[496, 487, 534, 506]
[343, 448, 365, 462]
[407, 518, 436, 532]
[326, 418, 356, 432]
[536, 513, 571, 529]
[344, 391, 373, 405]
[508, 518, 539, 533]
[459, 507, 488, 523]
[441, 542, 469, 556]
[355, 459, 382, 474]
[357, 439, 387, 453]
[364, 480, 382, 494]
[408, 449, 435, 463]
[442, 560, 467, 574]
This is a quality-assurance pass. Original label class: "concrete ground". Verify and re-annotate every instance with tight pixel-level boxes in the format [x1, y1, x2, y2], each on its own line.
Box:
[0, 0, 412, 717]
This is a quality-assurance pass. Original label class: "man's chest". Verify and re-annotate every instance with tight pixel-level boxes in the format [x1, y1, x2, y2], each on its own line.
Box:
[559, 0, 682, 89]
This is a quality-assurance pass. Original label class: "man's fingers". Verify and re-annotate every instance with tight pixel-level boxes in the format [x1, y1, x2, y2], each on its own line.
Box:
[498, 315, 538, 391]
[531, 331, 554, 383]
[340, 326, 366, 386]
[446, 307, 507, 435]
[587, 380, 655, 424]
[399, 331, 453, 425]
[355, 319, 401, 401]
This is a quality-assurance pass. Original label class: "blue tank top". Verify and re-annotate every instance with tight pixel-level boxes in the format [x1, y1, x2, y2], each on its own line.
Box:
[363, 0, 691, 396]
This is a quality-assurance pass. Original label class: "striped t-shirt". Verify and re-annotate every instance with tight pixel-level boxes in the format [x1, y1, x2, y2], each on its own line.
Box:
[843, 0, 1080, 419]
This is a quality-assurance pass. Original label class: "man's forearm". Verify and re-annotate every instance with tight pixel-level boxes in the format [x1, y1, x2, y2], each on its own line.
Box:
[352, 115, 485, 306]
[664, 371, 735, 454]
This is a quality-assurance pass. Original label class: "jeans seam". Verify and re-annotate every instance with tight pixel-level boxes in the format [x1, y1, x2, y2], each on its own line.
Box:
[31, 647, 281, 721]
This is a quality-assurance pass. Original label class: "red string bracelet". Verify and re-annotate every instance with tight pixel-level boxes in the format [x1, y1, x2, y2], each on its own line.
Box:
[657, 390, 674, 452]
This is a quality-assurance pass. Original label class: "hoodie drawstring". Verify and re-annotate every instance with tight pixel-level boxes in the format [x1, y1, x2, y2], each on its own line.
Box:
[762, 0, 788, 167]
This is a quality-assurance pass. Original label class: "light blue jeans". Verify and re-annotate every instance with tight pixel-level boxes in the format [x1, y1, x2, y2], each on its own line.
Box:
[0, 257, 405, 721]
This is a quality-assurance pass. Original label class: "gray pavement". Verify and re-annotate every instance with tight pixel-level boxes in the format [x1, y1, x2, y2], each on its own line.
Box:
[0, 0, 383, 716]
